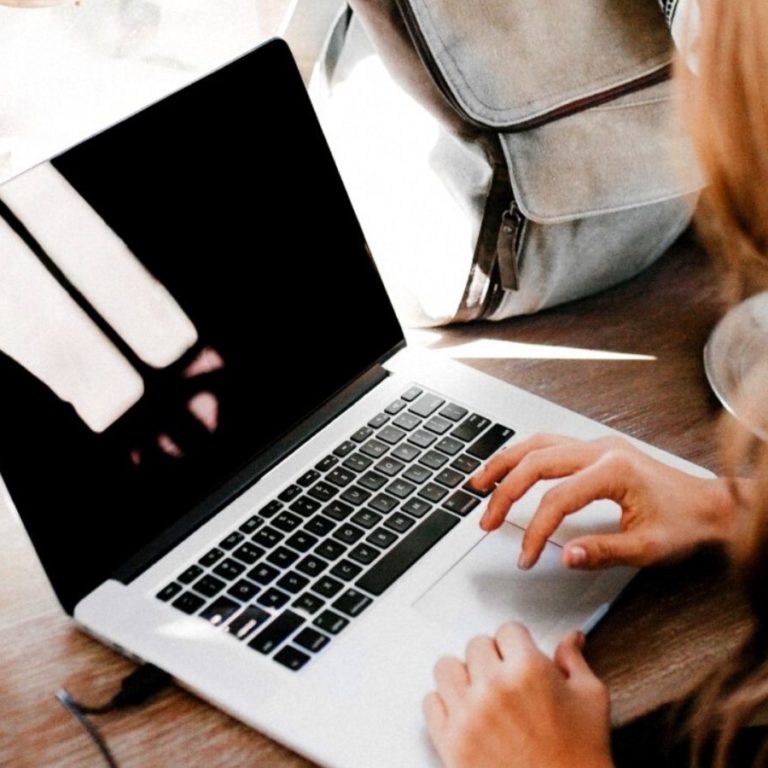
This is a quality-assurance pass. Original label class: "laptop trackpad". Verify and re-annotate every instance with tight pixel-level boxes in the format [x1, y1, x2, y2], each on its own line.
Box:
[412, 523, 618, 651]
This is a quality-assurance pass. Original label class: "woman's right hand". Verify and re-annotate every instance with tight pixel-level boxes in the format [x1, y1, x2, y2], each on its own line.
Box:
[469, 434, 737, 571]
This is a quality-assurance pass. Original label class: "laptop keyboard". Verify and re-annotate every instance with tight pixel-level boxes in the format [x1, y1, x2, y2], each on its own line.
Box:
[155, 385, 514, 671]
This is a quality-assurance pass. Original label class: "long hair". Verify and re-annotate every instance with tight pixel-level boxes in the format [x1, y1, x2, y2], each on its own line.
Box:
[678, 1, 768, 764]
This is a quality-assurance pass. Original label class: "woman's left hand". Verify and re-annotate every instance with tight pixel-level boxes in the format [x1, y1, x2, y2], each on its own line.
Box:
[423, 623, 614, 768]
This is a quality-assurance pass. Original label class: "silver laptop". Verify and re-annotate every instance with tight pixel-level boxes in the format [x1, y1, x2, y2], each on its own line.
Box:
[0, 40, 707, 768]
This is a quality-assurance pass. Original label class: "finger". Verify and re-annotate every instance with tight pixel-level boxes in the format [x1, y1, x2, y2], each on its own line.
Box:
[470, 433, 576, 490]
[553, 631, 592, 679]
[465, 635, 502, 684]
[433, 656, 470, 706]
[481, 441, 604, 532]
[494, 622, 540, 662]
[519, 459, 629, 569]
[422, 692, 448, 747]
[562, 531, 654, 569]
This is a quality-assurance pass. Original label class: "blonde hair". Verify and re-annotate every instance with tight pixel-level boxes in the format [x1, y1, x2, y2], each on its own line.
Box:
[679, 1, 768, 764]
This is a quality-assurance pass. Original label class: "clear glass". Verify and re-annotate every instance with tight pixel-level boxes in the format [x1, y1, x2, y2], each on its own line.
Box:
[704, 291, 768, 439]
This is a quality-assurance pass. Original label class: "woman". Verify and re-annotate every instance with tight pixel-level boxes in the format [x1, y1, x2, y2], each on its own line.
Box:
[423, 0, 768, 766]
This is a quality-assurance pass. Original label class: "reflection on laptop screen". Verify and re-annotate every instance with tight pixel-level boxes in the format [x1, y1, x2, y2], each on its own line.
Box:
[0, 41, 403, 612]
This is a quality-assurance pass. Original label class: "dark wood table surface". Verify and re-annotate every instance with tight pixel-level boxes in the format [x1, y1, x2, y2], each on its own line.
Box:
[1, 232, 751, 767]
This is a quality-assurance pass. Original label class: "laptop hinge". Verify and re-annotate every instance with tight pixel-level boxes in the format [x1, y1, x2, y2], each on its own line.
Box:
[113, 361, 394, 584]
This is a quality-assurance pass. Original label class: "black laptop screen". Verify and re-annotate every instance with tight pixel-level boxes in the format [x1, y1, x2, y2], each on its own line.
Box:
[0, 41, 403, 612]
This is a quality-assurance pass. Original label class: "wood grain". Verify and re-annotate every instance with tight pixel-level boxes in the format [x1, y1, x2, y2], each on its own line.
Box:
[1, 232, 752, 765]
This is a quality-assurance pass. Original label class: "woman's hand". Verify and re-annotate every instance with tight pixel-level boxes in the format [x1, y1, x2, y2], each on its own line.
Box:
[424, 624, 613, 768]
[470, 433, 735, 570]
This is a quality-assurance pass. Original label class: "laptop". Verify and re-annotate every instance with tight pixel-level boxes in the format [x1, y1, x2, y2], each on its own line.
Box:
[0, 39, 708, 767]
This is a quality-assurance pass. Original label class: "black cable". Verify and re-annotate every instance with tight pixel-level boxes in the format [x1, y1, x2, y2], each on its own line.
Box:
[56, 664, 171, 768]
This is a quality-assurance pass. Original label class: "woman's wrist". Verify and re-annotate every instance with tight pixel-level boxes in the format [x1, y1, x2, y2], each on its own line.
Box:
[702, 477, 740, 546]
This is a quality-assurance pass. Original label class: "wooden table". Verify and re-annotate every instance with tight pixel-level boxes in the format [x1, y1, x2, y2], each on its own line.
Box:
[0, 232, 751, 766]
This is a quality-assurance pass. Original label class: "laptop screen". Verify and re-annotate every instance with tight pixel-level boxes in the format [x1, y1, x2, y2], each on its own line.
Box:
[0, 40, 403, 613]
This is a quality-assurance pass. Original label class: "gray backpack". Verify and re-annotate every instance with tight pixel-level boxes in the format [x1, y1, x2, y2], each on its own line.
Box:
[314, 1, 702, 324]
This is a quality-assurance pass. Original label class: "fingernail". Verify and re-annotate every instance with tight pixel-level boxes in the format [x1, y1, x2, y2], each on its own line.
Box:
[517, 551, 531, 570]
[567, 546, 587, 567]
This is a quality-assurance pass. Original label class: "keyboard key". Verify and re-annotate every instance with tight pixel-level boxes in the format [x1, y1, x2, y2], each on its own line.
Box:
[408, 430, 437, 449]
[294, 627, 330, 653]
[330, 559, 363, 581]
[402, 497, 433, 518]
[157, 582, 182, 602]
[220, 531, 245, 550]
[199, 547, 224, 567]
[367, 528, 398, 548]
[401, 386, 423, 402]
[277, 572, 310, 595]
[248, 610, 304, 654]
[392, 412, 420, 431]
[351, 426, 374, 443]
[248, 563, 280, 585]
[392, 443, 421, 462]
[333, 589, 373, 618]
[435, 469, 464, 488]
[386, 479, 417, 499]
[278, 485, 302, 502]
[274, 646, 311, 671]
[286, 531, 319, 553]
[385, 399, 407, 415]
[443, 490, 481, 517]
[435, 437, 463, 456]
[323, 500, 354, 521]
[348, 544, 380, 566]
[368, 412, 390, 429]
[289, 497, 322, 517]
[333, 524, 365, 545]
[227, 579, 260, 601]
[451, 454, 482, 474]
[253, 527, 284, 548]
[452, 413, 491, 442]
[308, 481, 339, 503]
[178, 565, 203, 584]
[266, 547, 300, 569]
[385, 513, 415, 534]
[359, 471, 388, 491]
[351, 509, 383, 529]
[440, 403, 469, 422]
[327, 467, 356, 487]
[213, 558, 246, 580]
[232, 543, 265, 565]
[296, 555, 329, 578]
[193, 574, 226, 598]
[343, 453, 373, 472]
[467, 424, 516, 459]
[403, 464, 432, 484]
[425, 416, 453, 435]
[419, 451, 448, 469]
[376, 457, 405, 476]
[201, 596, 240, 626]
[273, 511, 303, 533]
[239, 516, 264, 535]
[378, 426, 406, 445]
[227, 605, 269, 639]
[463, 480, 493, 498]
[419, 483, 449, 503]
[312, 576, 344, 598]
[313, 610, 349, 635]
[409, 393, 445, 418]
[171, 591, 205, 614]
[297, 470, 321, 488]
[340, 486, 371, 506]
[305, 515, 336, 536]
[315, 455, 339, 472]
[360, 439, 388, 459]
[368, 494, 397, 514]
[315, 539, 347, 561]
[357, 511, 460, 596]
[259, 500, 283, 518]
[293, 592, 325, 616]
[257, 587, 291, 610]
[333, 441, 356, 457]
